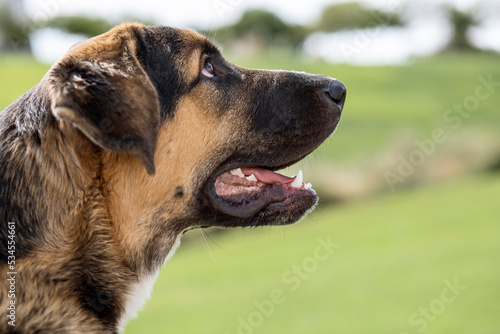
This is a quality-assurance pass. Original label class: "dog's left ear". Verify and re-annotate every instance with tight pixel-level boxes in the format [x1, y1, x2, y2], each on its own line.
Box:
[49, 24, 159, 175]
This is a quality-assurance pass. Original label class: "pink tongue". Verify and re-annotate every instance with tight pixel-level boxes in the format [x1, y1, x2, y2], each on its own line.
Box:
[241, 167, 294, 185]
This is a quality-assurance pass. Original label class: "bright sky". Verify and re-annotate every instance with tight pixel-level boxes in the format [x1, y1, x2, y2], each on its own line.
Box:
[24, 0, 487, 29]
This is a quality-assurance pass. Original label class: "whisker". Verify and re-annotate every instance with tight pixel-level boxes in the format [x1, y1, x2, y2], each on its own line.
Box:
[200, 229, 218, 264]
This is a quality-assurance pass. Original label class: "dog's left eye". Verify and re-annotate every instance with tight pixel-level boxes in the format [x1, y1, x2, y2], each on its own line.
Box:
[202, 59, 215, 78]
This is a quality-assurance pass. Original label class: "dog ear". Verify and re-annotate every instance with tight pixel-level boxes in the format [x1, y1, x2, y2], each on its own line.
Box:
[49, 24, 159, 175]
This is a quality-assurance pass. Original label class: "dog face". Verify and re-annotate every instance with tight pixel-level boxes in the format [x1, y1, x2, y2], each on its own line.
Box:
[48, 23, 345, 271]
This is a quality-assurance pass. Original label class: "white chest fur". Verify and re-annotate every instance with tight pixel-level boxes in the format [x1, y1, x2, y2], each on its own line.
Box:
[118, 236, 182, 332]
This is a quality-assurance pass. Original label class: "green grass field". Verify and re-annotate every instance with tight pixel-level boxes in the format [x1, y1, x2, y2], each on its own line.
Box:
[125, 173, 500, 334]
[1, 52, 499, 333]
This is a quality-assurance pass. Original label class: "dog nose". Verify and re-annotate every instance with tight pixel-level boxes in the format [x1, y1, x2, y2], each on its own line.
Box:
[322, 80, 346, 111]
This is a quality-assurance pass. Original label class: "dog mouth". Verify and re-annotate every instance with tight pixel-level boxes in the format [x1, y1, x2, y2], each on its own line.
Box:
[207, 163, 317, 222]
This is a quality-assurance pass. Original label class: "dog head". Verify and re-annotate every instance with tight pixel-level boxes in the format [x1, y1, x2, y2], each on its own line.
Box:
[48, 23, 345, 267]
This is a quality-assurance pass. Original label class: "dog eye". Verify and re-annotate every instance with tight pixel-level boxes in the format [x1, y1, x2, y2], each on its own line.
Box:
[202, 59, 215, 78]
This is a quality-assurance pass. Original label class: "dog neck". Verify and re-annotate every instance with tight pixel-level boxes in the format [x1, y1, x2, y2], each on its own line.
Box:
[0, 83, 182, 329]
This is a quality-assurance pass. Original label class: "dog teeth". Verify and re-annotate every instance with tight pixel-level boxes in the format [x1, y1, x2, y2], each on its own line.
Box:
[304, 183, 312, 190]
[230, 168, 245, 178]
[246, 174, 258, 182]
[291, 170, 303, 188]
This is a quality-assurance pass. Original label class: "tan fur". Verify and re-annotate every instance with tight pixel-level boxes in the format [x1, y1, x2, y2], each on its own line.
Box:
[103, 91, 243, 274]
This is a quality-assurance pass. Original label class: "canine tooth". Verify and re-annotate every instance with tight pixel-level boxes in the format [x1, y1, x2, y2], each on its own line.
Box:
[230, 168, 245, 177]
[304, 183, 312, 190]
[291, 170, 303, 188]
[246, 174, 258, 182]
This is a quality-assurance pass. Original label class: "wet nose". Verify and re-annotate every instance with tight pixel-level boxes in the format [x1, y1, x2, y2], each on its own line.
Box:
[322, 80, 346, 111]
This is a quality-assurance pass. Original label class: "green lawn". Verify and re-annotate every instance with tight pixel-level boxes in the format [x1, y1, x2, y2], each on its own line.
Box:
[0, 55, 50, 110]
[125, 173, 500, 334]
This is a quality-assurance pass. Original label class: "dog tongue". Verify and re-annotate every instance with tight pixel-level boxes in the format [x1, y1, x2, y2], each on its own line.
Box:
[240, 167, 294, 184]
[211, 167, 314, 218]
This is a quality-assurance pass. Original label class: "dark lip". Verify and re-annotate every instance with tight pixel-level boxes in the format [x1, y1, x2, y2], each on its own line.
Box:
[205, 153, 313, 196]
[203, 150, 318, 219]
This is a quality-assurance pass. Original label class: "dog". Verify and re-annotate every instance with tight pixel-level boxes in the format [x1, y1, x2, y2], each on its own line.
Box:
[0, 23, 345, 333]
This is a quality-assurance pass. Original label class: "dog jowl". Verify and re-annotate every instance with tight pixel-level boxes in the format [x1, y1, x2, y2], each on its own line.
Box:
[0, 23, 345, 333]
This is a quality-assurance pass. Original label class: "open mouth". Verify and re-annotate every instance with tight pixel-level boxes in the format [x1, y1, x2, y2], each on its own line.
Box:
[207, 165, 317, 220]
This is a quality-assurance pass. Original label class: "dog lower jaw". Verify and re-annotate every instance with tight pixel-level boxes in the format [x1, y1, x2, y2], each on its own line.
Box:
[248, 192, 318, 227]
[207, 166, 317, 224]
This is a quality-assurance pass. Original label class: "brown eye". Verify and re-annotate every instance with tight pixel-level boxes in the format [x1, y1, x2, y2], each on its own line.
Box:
[202, 59, 215, 78]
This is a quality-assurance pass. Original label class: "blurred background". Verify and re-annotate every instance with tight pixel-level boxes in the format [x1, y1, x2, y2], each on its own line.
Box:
[1, 0, 499, 333]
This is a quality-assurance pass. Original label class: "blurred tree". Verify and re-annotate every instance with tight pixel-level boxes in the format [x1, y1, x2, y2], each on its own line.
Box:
[0, 0, 157, 53]
[43, 16, 113, 37]
[316, 2, 402, 32]
[0, 0, 31, 51]
[208, 9, 309, 50]
[445, 7, 478, 51]
[43, 15, 158, 38]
